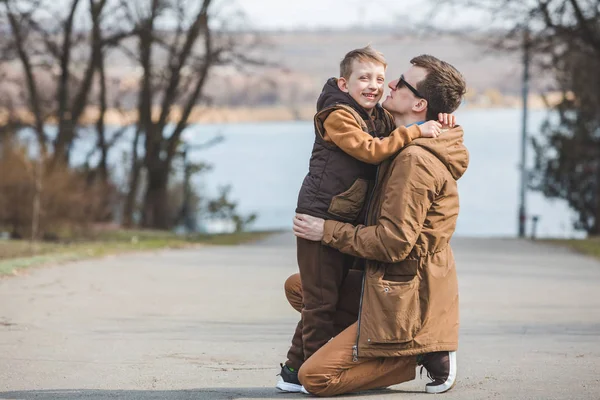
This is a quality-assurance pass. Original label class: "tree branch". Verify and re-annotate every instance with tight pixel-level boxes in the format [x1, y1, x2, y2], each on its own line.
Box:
[157, 0, 212, 134]
[57, 0, 82, 146]
[4, 2, 47, 155]
[568, 0, 600, 54]
[167, 4, 213, 163]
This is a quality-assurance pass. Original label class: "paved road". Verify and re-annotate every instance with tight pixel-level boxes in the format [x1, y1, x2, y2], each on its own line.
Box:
[0, 234, 599, 399]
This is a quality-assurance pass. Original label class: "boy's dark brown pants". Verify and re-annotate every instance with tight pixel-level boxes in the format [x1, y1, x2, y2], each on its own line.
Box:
[285, 237, 353, 369]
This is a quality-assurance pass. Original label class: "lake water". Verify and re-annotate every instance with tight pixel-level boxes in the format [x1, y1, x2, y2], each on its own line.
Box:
[176, 108, 581, 238]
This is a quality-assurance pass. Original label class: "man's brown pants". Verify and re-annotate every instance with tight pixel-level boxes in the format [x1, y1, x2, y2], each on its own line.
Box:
[286, 238, 352, 369]
[285, 272, 417, 397]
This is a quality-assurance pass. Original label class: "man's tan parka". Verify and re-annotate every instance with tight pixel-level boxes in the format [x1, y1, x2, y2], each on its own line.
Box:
[322, 126, 469, 359]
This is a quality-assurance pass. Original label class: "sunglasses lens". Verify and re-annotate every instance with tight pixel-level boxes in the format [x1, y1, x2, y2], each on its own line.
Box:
[399, 77, 422, 98]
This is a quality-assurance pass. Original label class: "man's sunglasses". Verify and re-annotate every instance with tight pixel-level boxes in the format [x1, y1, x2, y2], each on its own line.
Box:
[396, 75, 425, 99]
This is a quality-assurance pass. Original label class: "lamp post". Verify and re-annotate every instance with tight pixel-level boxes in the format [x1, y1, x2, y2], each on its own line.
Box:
[518, 24, 530, 238]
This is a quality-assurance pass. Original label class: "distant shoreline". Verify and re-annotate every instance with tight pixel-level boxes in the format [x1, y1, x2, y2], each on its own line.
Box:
[1, 96, 555, 127]
[90, 99, 552, 125]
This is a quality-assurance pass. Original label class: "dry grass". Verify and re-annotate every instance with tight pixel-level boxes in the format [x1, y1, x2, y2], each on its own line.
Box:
[544, 237, 600, 260]
[0, 229, 278, 277]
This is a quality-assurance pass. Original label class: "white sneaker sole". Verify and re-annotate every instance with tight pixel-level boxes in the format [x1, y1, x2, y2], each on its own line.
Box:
[426, 351, 457, 394]
[276, 376, 303, 393]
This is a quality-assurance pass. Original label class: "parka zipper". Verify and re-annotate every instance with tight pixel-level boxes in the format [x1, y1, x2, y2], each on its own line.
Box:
[353, 164, 381, 362]
[353, 272, 366, 362]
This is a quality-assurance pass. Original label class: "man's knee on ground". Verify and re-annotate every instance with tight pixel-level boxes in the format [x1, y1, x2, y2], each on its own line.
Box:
[298, 363, 322, 396]
[284, 273, 302, 311]
[298, 362, 338, 397]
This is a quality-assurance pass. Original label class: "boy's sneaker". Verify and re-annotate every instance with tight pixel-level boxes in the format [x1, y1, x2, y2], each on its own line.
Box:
[276, 363, 303, 393]
[417, 351, 457, 394]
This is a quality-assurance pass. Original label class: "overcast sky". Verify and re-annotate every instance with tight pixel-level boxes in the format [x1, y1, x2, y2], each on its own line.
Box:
[234, 0, 449, 30]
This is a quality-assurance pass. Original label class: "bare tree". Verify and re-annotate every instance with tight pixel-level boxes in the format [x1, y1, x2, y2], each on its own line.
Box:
[1, 0, 134, 164]
[0, 0, 135, 237]
[1, 0, 262, 232]
[120, 0, 261, 229]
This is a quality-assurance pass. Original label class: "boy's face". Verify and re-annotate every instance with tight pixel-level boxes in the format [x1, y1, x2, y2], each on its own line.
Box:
[338, 59, 386, 112]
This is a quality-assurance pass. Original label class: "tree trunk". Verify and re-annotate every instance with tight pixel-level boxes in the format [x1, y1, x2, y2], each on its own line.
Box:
[52, 125, 75, 166]
[594, 174, 600, 236]
[31, 159, 42, 249]
[96, 43, 109, 185]
[122, 129, 141, 228]
[141, 166, 170, 229]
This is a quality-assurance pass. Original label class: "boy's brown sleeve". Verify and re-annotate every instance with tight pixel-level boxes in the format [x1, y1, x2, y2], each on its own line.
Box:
[323, 109, 422, 164]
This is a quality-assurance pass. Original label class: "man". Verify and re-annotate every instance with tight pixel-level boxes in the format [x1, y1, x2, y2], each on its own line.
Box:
[291, 54, 468, 396]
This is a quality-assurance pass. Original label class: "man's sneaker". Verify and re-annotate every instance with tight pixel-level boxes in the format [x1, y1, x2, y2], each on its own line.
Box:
[417, 351, 457, 394]
[276, 363, 303, 393]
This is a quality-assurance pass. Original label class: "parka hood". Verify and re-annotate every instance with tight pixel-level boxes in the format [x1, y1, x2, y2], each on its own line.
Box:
[412, 126, 469, 180]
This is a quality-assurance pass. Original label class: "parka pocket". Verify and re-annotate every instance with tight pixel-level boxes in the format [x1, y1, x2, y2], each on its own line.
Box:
[383, 259, 419, 282]
[361, 273, 421, 344]
[328, 178, 369, 221]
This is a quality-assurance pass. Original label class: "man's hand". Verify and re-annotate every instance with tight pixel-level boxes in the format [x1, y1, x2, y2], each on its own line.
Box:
[418, 120, 442, 138]
[293, 213, 325, 241]
[438, 113, 456, 128]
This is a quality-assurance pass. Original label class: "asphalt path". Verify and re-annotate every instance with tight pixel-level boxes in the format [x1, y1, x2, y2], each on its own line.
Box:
[1, 233, 599, 399]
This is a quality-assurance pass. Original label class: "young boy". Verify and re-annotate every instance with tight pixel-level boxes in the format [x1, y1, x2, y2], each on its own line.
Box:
[276, 46, 443, 393]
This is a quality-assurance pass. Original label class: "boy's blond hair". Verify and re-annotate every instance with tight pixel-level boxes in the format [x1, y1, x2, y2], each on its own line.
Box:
[340, 45, 387, 79]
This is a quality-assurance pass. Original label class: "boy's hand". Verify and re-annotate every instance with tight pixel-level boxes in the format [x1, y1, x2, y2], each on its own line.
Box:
[419, 120, 442, 138]
[293, 213, 324, 241]
[438, 113, 456, 128]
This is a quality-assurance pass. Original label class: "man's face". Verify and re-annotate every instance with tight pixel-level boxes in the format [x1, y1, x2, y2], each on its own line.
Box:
[382, 65, 428, 118]
[338, 59, 386, 111]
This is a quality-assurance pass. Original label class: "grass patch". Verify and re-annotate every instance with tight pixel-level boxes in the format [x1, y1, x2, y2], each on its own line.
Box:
[0, 229, 279, 277]
[543, 237, 600, 260]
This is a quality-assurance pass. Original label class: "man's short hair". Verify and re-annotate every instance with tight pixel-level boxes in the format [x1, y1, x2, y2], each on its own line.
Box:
[410, 55, 466, 120]
[340, 45, 387, 79]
